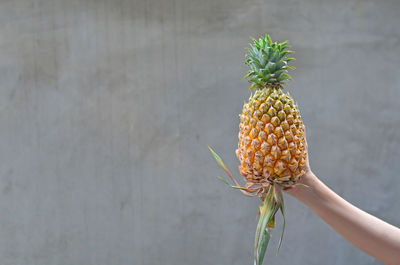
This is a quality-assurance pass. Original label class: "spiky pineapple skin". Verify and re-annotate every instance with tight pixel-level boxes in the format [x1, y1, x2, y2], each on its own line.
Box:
[236, 86, 307, 188]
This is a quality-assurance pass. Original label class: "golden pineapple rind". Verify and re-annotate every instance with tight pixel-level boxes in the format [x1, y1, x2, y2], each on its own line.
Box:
[237, 87, 307, 188]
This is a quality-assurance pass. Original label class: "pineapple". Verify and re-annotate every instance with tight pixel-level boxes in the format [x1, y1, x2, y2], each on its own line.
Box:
[209, 35, 307, 265]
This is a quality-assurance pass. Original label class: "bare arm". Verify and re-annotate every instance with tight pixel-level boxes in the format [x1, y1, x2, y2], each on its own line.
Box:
[287, 172, 400, 265]
[286, 127, 400, 265]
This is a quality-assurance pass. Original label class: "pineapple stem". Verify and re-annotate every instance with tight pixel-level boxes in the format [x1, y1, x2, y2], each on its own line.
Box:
[254, 185, 285, 265]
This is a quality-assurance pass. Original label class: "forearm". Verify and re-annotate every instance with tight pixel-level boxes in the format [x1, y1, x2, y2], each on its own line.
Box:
[288, 172, 400, 265]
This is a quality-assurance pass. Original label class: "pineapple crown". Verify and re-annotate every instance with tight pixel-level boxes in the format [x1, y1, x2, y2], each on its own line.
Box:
[244, 34, 295, 90]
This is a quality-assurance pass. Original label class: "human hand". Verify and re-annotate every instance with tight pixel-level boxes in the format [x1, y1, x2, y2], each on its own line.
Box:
[280, 126, 400, 264]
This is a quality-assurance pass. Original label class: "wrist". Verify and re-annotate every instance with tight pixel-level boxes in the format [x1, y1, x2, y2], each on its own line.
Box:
[285, 171, 318, 200]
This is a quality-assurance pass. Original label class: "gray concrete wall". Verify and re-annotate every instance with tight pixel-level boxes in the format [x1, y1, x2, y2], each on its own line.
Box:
[0, 0, 399, 264]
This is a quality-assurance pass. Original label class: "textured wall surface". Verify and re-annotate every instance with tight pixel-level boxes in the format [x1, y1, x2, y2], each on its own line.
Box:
[0, 0, 399, 264]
